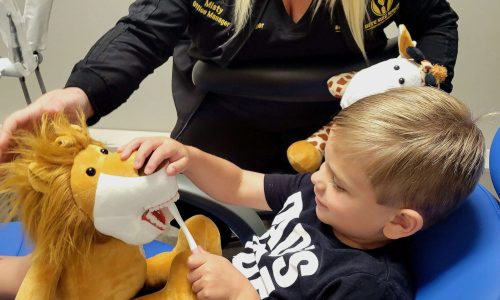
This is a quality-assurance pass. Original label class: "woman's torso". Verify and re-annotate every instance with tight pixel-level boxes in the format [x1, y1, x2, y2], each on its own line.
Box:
[186, 0, 398, 66]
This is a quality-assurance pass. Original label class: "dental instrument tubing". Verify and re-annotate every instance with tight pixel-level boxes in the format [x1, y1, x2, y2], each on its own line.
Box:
[167, 202, 197, 251]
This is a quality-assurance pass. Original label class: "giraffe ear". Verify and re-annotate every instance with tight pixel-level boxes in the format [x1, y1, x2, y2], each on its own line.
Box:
[398, 24, 416, 59]
[28, 162, 50, 193]
[327, 72, 356, 98]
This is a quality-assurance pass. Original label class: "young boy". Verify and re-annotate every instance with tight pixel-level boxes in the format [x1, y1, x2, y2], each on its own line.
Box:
[0, 87, 485, 299]
[117, 86, 485, 299]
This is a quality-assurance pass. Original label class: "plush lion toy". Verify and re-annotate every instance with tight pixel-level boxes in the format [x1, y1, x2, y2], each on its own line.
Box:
[287, 24, 448, 173]
[0, 112, 221, 299]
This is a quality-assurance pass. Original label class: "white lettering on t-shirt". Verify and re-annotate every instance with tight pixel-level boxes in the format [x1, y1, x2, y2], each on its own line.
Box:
[232, 192, 319, 298]
[232, 251, 260, 278]
[267, 194, 302, 246]
[270, 223, 311, 256]
[273, 250, 319, 288]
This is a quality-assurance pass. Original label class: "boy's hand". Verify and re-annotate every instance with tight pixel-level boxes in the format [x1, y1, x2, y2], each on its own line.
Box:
[187, 247, 259, 300]
[118, 137, 189, 176]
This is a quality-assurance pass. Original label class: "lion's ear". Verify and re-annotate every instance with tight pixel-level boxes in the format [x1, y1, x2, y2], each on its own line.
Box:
[54, 125, 83, 147]
[54, 136, 76, 148]
[28, 162, 50, 193]
[70, 124, 83, 132]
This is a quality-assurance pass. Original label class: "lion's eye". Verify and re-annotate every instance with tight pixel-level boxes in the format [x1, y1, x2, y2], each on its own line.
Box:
[100, 148, 109, 155]
[399, 78, 405, 84]
[86, 167, 96, 177]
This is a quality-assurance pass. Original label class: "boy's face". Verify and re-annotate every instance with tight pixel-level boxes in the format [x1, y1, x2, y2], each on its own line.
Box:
[311, 136, 399, 249]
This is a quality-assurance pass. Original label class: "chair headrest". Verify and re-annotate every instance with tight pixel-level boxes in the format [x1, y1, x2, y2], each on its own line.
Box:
[489, 127, 500, 197]
[192, 38, 398, 102]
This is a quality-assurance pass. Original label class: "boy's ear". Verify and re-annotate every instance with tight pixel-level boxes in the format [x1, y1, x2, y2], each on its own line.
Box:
[383, 209, 423, 240]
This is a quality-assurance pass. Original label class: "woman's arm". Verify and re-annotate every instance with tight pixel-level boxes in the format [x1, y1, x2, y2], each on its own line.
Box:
[66, 0, 191, 124]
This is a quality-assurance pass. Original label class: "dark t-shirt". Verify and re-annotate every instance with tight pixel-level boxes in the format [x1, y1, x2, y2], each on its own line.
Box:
[232, 173, 413, 299]
[234, 0, 386, 63]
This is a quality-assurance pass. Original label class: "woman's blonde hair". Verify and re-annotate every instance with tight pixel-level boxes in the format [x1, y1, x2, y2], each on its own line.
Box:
[332, 87, 485, 227]
[233, 0, 368, 59]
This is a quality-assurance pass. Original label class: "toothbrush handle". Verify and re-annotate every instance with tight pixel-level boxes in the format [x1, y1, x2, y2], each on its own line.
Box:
[168, 202, 197, 251]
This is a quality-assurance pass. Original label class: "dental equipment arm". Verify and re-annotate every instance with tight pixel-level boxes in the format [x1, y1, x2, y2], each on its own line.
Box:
[0, 0, 53, 103]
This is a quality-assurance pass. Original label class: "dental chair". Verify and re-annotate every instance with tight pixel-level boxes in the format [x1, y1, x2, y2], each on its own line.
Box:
[0, 220, 174, 258]
[410, 187, 500, 299]
[490, 128, 500, 197]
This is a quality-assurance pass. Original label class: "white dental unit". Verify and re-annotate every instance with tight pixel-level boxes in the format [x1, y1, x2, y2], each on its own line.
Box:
[0, 0, 53, 103]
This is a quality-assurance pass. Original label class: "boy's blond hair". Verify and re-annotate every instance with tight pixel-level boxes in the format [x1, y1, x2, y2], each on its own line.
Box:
[332, 87, 485, 227]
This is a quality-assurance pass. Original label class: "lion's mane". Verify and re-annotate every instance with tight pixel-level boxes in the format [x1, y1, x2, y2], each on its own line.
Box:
[0, 112, 103, 268]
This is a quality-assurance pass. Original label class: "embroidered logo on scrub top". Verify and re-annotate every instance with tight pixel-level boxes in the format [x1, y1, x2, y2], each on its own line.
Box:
[256, 22, 265, 30]
[365, 0, 400, 30]
[192, 0, 232, 27]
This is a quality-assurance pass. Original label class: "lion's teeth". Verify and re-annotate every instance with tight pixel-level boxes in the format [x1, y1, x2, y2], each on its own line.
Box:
[145, 211, 167, 230]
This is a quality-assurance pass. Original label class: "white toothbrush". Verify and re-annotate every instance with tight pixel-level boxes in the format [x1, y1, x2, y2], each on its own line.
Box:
[167, 202, 197, 251]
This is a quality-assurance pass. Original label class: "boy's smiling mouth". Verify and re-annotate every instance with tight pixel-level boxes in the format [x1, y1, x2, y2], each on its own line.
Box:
[315, 195, 327, 208]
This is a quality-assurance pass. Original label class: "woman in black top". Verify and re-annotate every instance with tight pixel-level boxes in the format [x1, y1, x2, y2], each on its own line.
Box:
[0, 0, 458, 172]
[0, 0, 458, 246]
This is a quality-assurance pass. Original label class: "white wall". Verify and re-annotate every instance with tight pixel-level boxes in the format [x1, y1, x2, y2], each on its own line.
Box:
[1, 0, 499, 142]
[0, 0, 175, 132]
[451, 0, 500, 147]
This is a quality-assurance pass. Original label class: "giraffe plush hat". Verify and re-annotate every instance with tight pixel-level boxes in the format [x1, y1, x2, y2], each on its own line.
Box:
[286, 24, 447, 173]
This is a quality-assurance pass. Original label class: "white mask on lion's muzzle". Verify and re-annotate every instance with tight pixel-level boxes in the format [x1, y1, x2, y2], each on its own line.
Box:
[93, 169, 179, 245]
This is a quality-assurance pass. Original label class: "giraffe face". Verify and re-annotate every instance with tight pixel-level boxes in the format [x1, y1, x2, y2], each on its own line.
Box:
[340, 58, 423, 108]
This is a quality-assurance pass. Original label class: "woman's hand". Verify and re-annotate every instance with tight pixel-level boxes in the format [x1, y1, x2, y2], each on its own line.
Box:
[0, 87, 92, 162]
[118, 137, 189, 176]
[187, 247, 259, 300]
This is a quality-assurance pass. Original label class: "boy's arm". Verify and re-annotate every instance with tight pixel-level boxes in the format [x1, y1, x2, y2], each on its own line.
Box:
[184, 146, 270, 211]
[118, 137, 270, 211]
